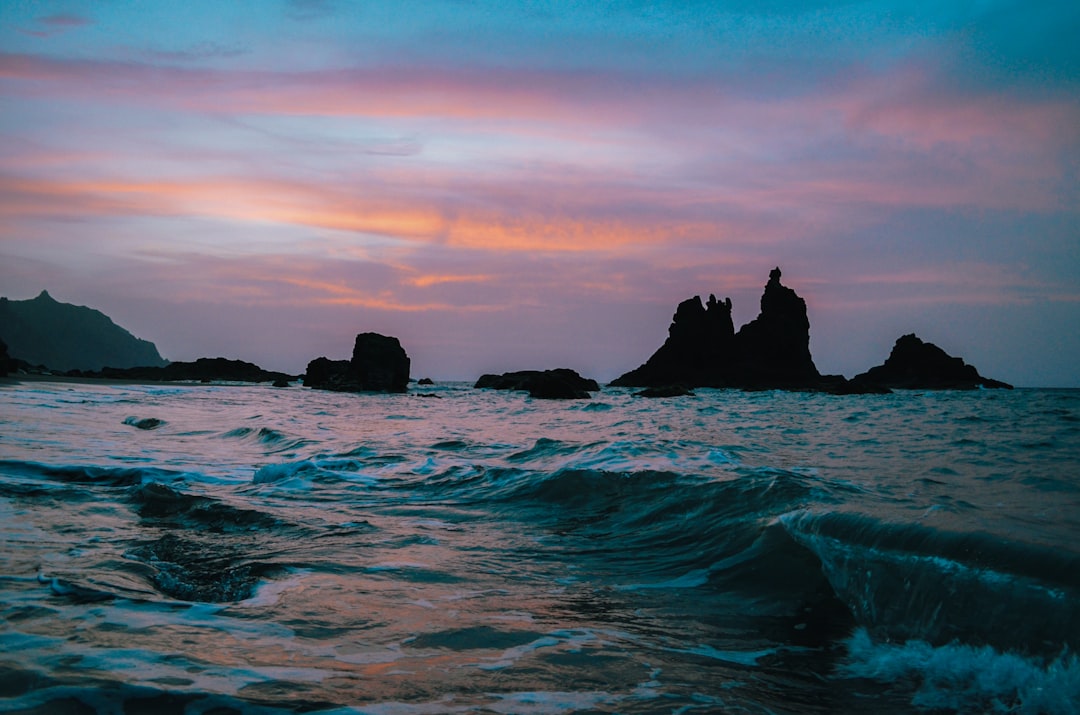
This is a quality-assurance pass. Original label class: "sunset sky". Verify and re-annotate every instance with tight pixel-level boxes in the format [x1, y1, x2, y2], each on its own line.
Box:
[1, 1, 1077, 386]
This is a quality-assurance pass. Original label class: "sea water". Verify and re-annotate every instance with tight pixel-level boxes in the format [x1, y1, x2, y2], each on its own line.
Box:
[0, 380, 1078, 714]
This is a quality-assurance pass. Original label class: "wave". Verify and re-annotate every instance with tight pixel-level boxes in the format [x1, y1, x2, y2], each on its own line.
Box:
[219, 426, 313, 453]
[781, 510, 1080, 658]
[0, 459, 192, 487]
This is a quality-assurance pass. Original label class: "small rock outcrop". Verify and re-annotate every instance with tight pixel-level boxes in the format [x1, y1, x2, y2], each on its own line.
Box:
[474, 369, 599, 399]
[635, 385, 695, 398]
[83, 358, 295, 384]
[304, 333, 410, 393]
[611, 267, 822, 389]
[851, 334, 1012, 390]
[302, 357, 352, 390]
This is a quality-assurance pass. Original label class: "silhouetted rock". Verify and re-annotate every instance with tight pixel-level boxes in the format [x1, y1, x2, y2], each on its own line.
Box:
[734, 267, 820, 388]
[635, 385, 695, 398]
[611, 294, 735, 388]
[0, 291, 167, 372]
[303, 357, 352, 389]
[123, 416, 165, 430]
[90, 358, 295, 384]
[851, 334, 1013, 390]
[611, 267, 822, 389]
[417, 377, 434, 385]
[475, 369, 599, 399]
[304, 333, 410, 393]
[819, 375, 892, 395]
[0, 338, 13, 377]
[272, 378, 291, 388]
[350, 333, 411, 393]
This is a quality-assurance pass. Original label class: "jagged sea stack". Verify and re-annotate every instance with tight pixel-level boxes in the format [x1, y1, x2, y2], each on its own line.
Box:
[611, 267, 822, 389]
[610, 294, 736, 387]
[734, 267, 820, 388]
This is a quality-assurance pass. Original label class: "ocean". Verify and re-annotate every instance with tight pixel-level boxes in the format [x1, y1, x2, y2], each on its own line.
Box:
[1, 379, 1078, 714]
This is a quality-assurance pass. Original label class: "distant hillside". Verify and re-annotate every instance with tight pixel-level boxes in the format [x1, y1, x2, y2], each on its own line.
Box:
[0, 291, 168, 372]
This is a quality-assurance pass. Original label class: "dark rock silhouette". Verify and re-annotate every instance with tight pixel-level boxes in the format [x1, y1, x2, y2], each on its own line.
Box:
[612, 267, 822, 389]
[635, 385, 695, 398]
[79, 358, 295, 384]
[734, 267, 820, 387]
[303, 357, 352, 390]
[611, 294, 735, 387]
[351, 333, 410, 393]
[0, 291, 167, 372]
[417, 377, 434, 385]
[475, 369, 599, 399]
[124, 416, 165, 430]
[304, 333, 410, 393]
[851, 334, 1012, 390]
[0, 338, 15, 377]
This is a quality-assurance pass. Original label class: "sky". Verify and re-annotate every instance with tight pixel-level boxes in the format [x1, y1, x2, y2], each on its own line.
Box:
[1, 1, 1077, 386]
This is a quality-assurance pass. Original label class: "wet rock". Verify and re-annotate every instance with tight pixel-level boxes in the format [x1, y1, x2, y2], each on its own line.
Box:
[88, 358, 296, 384]
[635, 385, 695, 398]
[475, 369, 599, 399]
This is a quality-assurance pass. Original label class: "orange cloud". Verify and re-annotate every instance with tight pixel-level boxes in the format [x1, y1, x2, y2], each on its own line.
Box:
[404, 273, 492, 288]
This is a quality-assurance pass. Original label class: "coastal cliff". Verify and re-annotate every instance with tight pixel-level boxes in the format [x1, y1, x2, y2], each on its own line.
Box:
[0, 290, 167, 372]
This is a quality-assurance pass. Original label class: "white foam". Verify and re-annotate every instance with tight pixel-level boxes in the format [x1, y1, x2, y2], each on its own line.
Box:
[841, 627, 1080, 715]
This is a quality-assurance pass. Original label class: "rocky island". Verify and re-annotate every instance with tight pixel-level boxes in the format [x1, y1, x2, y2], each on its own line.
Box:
[612, 267, 1010, 393]
[72, 358, 296, 384]
[850, 334, 1012, 390]
[304, 333, 411, 393]
[474, 369, 600, 400]
[612, 267, 832, 390]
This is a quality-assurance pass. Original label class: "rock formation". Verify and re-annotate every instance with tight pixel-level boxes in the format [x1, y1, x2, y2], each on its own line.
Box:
[635, 385, 695, 398]
[79, 358, 295, 384]
[612, 267, 823, 389]
[0, 291, 167, 372]
[474, 369, 599, 399]
[304, 333, 410, 393]
[0, 338, 13, 377]
[611, 294, 735, 388]
[851, 334, 1012, 390]
[734, 267, 820, 387]
[303, 357, 352, 390]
